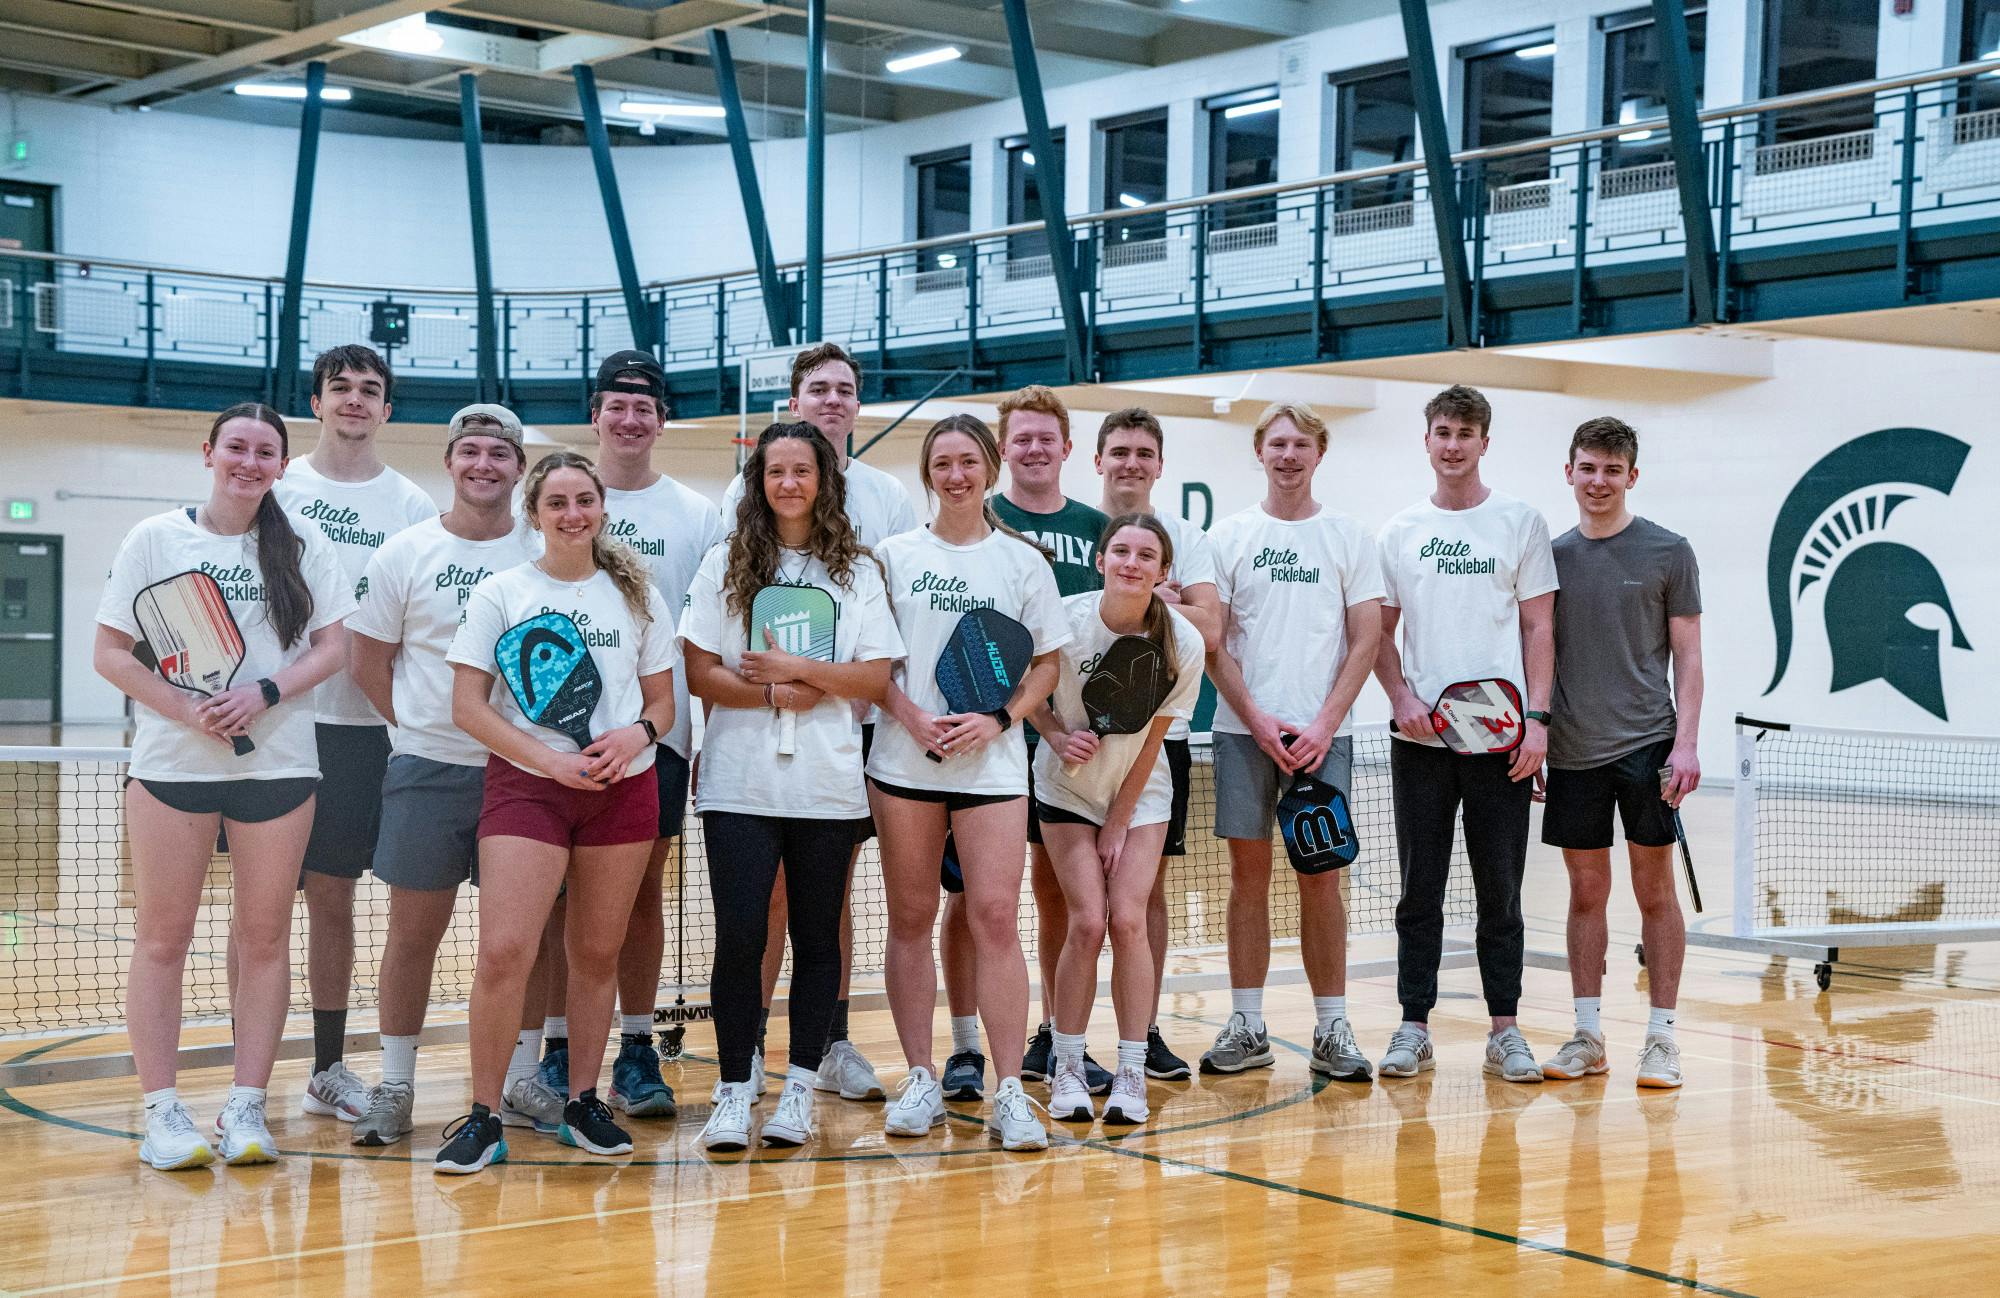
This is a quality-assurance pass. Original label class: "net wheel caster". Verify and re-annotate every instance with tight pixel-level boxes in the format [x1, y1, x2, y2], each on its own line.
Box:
[659, 1023, 687, 1061]
[1814, 962, 1832, 992]
[1635, 942, 1646, 968]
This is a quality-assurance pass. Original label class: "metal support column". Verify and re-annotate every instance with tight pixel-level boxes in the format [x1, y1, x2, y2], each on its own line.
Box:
[709, 30, 789, 349]
[1651, 0, 1720, 323]
[1001, 0, 1089, 381]
[804, 0, 825, 342]
[460, 73, 499, 401]
[1396, 1, 1473, 349]
[573, 64, 656, 355]
[273, 60, 327, 413]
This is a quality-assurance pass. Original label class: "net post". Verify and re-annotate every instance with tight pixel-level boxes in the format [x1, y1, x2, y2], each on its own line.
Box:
[1731, 721, 1759, 937]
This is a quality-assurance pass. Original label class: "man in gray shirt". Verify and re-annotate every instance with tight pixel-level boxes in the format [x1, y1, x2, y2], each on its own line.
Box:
[1540, 416, 1703, 1090]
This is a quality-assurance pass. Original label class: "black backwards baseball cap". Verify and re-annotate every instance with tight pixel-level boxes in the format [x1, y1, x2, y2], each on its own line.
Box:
[593, 349, 667, 406]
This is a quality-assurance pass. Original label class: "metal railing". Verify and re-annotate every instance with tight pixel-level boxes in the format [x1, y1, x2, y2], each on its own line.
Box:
[7, 59, 2000, 393]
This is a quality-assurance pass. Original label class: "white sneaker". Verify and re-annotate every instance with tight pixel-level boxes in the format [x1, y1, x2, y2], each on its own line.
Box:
[986, 1077, 1049, 1152]
[1543, 1030, 1609, 1080]
[301, 1061, 368, 1122]
[883, 1067, 946, 1137]
[1047, 1056, 1094, 1123]
[761, 1081, 815, 1148]
[698, 1083, 754, 1154]
[139, 1100, 214, 1171]
[1103, 1064, 1149, 1126]
[213, 1093, 278, 1165]
[1635, 1035, 1684, 1089]
[815, 1040, 884, 1101]
[1379, 1028, 1436, 1078]
[1483, 1026, 1543, 1084]
[751, 1048, 767, 1100]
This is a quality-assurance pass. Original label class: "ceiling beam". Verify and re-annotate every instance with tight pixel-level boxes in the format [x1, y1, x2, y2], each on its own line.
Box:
[0, 29, 169, 82]
[65, 0, 301, 36]
[692, 27, 1016, 99]
[765, 0, 1149, 73]
[0, 0, 246, 58]
[1078, 0, 1311, 39]
[86, 0, 436, 104]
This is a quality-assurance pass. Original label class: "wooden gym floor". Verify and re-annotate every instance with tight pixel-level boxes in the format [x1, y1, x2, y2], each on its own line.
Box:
[0, 790, 1996, 1296]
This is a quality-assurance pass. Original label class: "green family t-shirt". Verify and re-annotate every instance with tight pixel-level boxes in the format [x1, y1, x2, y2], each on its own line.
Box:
[993, 495, 1108, 596]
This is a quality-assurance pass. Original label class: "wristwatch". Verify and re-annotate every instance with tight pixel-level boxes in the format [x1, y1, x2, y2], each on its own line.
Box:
[1525, 709, 1551, 725]
[637, 717, 659, 744]
[258, 678, 281, 707]
[987, 707, 1013, 733]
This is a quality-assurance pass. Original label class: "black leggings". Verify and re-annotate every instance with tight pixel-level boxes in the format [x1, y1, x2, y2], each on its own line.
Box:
[1390, 739, 1532, 1021]
[704, 811, 858, 1084]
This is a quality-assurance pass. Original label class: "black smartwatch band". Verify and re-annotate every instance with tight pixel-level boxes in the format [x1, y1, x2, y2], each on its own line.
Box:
[638, 717, 659, 744]
[987, 708, 1013, 733]
[1525, 709, 1551, 725]
[258, 678, 281, 707]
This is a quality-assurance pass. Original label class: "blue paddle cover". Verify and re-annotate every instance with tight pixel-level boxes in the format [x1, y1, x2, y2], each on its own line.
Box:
[935, 607, 1033, 715]
[1277, 776, 1359, 875]
[494, 611, 604, 752]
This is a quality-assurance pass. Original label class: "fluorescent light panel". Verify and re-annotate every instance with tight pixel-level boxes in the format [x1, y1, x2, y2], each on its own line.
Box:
[620, 100, 726, 118]
[887, 46, 961, 74]
[1117, 192, 1148, 208]
[1223, 97, 1281, 119]
[233, 83, 352, 101]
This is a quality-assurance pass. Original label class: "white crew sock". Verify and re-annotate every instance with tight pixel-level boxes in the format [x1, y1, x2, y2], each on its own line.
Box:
[506, 1030, 542, 1087]
[1116, 1039, 1146, 1071]
[226, 1084, 266, 1106]
[621, 1013, 653, 1039]
[379, 1034, 419, 1087]
[1575, 997, 1603, 1036]
[1313, 996, 1347, 1033]
[1399, 1021, 1430, 1037]
[1647, 1005, 1677, 1042]
[950, 1015, 981, 1054]
[143, 1086, 178, 1112]
[1230, 988, 1265, 1033]
[786, 1064, 817, 1092]
[1052, 1029, 1087, 1069]
[542, 1016, 568, 1040]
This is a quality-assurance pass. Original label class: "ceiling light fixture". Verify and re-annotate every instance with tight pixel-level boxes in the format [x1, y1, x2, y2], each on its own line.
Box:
[887, 46, 961, 74]
[1223, 97, 1281, 119]
[233, 83, 353, 101]
[620, 100, 726, 118]
[1118, 192, 1148, 208]
[346, 13, 444, 55]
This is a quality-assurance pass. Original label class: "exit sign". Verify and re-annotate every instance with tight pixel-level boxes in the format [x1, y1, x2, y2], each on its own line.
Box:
[6, 500, 34, 521]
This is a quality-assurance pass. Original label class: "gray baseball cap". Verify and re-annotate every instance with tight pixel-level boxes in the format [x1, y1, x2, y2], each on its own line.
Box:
[446, 403, 525, 453]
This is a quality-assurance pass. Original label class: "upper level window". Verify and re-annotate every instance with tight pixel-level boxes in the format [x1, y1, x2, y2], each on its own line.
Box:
[1959, 0, 2000, 113]
[1206, 86, 1282, 229]
[913, 146, 971, 272]
[1601, 5, 1708, 168]
[1101, 108, 1169, 244]
[1333, 62, 1417, 209]
[1760, 0, 1878, 140]
[1461, 30, 1557, 182]
[1003, 130, 1066, 260]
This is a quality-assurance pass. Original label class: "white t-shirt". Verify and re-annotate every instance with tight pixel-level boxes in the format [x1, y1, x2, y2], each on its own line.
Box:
[273, 459, 437, 726]
[600, 474, 726, 759]
[865, 527, 1070, 795]
[721, 455, 920, 549]
[1031, 593, 1204, 826]
[1152, 510, 1218, 742]
[1377, 491, 1559, 747]
[1210, 504, 1386, 737]
[348, 517, 536, 767]
[446, 563, 678, 778]
[678, 547, 905, 819]
[96, 508, 354, 782]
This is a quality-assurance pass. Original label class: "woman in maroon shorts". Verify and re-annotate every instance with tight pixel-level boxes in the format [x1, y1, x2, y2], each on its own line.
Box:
[437, 450, 677, 1174]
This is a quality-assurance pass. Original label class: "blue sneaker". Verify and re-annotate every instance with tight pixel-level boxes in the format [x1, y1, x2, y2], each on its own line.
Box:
[609, 1036, 677, 1118]
[942, 1049, 985, 1101]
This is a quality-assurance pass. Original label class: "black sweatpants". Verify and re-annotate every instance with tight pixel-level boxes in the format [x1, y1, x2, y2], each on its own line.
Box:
[704, 811, 858, 1084]
[1390, 739, 1533, 1021]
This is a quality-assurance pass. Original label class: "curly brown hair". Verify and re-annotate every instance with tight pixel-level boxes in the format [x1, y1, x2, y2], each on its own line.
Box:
[724, 423, 877, 627]
[521, 451, 655, 625]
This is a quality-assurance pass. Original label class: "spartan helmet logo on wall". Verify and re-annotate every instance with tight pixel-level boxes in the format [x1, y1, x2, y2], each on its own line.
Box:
[1764, 428, 1973, 721]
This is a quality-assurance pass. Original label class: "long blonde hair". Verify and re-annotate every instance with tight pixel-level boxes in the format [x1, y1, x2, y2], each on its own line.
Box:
[919, 413, 1053, 563]
[522, 450, 654, 624]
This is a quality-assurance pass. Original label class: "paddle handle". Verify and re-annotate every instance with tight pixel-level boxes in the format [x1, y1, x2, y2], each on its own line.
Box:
[778, 707, 797, 757]
[230, 734, 255, 756]
[1673, 809, 1702, 913]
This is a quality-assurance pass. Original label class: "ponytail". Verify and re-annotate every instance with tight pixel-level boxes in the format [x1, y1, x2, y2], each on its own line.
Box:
[208, 402, 313, 649]
[523, 449, 654, 625]
[919, 413, 1055, 563]
[1099, 512, 1179, 691]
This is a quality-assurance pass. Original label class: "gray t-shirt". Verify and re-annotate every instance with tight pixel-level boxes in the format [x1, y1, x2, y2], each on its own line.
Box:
[1547, 516, 1701, 769]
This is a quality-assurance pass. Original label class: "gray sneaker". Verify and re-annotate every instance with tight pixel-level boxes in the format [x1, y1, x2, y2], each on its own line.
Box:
[352, 1080, 415, 1146]
[1309, 1018, 1373, 1083]
[1635, 1035, 1684, 1089]
[502, 1073, 565, 1133]
[1483, 1026, 1543, 1083]
[1378, 1028, 1435, 1078]
[1543, 1030, 1609, 1080]
[1199, 1012, 1274, 1074]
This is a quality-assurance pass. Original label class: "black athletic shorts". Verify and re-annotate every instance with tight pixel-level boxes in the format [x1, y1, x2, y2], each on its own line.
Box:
[853, 723, 878, 846]
[867, 777, 1020, 813]
[1163, 738, 1191, 857]
[133, 776, 318, 824]
[655, 745, 691, 840]
[1541, 735, 1678, 851]
[1033, 798, 1097, 830]
[302, 723, 391, 880]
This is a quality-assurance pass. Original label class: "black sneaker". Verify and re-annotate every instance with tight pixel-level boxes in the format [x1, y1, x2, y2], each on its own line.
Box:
[942, 1049, 986, 1101]
[558, 1089, 633, 1156]
[1020, 1023, 1053, 1082]
[1082, 1052, 1114, 1097]
[435, 1106, 508, 1175]
[1145, 1025, 1192, 1080]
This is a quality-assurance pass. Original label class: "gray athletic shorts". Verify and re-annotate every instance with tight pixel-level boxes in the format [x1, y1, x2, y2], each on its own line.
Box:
[372, 754, 483, 891]
[1212, 731, 1354, 841]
